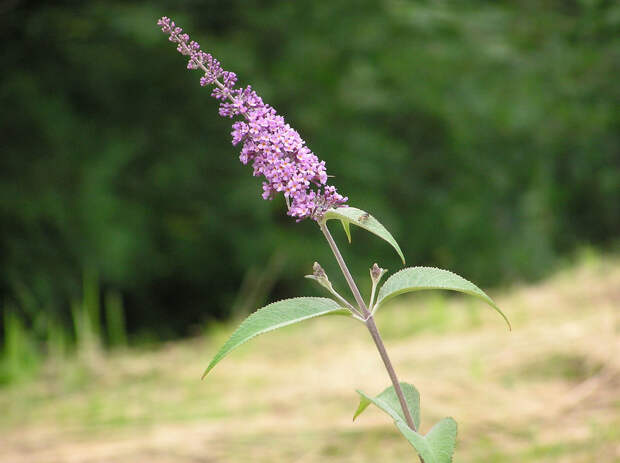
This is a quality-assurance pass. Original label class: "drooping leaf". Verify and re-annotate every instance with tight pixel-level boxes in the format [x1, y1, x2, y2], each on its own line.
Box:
[353, 382, 420, 430]
[395, 417, 457, 463]
[341, 219, 352, 243]
[202, 297, 348, 378]
[323, 206, 405, 264]
[376, 267, 510, 329]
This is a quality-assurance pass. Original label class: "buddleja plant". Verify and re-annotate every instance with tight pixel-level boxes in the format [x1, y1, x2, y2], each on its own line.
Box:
[157, 17, 510, 462]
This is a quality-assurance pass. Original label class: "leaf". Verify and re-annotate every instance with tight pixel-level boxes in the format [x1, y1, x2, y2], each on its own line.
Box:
[395, 417, 457, 463]
[341, 219, 352, 243]
[202, 297, 348, 378]
[323, 206, 405, 265]
[353, 382, 420, 430]
[376, 267, 511, 329]
[353, 383, 457, 462]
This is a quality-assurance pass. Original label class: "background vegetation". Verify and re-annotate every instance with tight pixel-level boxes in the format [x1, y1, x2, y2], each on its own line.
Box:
[1, 1, 619, 349]
[1, 2, 618, 462]
[1, 256, 618, 462]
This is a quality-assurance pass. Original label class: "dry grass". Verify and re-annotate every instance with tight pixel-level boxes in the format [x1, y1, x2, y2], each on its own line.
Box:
[1, 256, 618, 462]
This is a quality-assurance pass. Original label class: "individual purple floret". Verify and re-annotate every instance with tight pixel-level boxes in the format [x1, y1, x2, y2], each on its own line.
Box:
[157, 17, 347, 220]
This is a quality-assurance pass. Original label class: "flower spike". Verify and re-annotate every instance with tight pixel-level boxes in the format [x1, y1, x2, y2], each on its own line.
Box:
[157, 17, 347, 221]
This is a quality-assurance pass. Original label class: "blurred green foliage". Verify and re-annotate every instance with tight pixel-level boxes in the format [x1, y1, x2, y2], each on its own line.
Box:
[1, 1, 619, 338]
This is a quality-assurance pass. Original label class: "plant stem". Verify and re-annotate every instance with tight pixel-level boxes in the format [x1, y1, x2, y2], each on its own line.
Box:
[327, 289, 365, 319]
[319, 221, 419, 434]
[368, 278, 378, 313]
[365, 315, 417, 433]
[319, 221, 370, 317]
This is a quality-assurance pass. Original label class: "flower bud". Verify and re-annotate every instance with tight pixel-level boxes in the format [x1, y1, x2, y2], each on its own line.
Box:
[370, 263, 387, 284]
[305, 262, 333, 291]
[313, 262, 327, 280]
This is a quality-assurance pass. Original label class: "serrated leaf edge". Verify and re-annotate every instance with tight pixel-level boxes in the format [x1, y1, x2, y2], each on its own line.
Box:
[202, 297, 349, 378]
[376, 266, 511, 330]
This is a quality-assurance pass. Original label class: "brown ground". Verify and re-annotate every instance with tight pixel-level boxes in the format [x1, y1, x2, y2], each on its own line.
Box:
[1, 256, 618, 462]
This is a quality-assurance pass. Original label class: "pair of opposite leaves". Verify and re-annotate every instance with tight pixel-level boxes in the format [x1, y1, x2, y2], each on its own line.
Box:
[355, 382, 457, 463]
[203, 206, 510, 462]
[203, 206, 510, 378]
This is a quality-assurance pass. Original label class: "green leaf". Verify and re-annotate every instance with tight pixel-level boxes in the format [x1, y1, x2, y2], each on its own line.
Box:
[353, 382, 420, 430]
[354, 383, 456, 462]
[341, 219, 352, 243]
[395, 417, 457, 463]
[202, 297, 348, 378]
[323, 206, 405, 264]
[376, 267, 511, 330]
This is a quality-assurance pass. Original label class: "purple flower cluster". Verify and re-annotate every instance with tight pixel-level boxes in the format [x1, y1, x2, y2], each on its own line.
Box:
[157, 17, 347, 220]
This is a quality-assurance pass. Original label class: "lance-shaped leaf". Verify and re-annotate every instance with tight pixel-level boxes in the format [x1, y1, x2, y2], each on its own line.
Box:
[395, 417, 457, 463]
[202, 297, 348, 378]
[376, 267, 511, 329]
[353, 382, 421, 430]
[323, 206, 405, 265]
